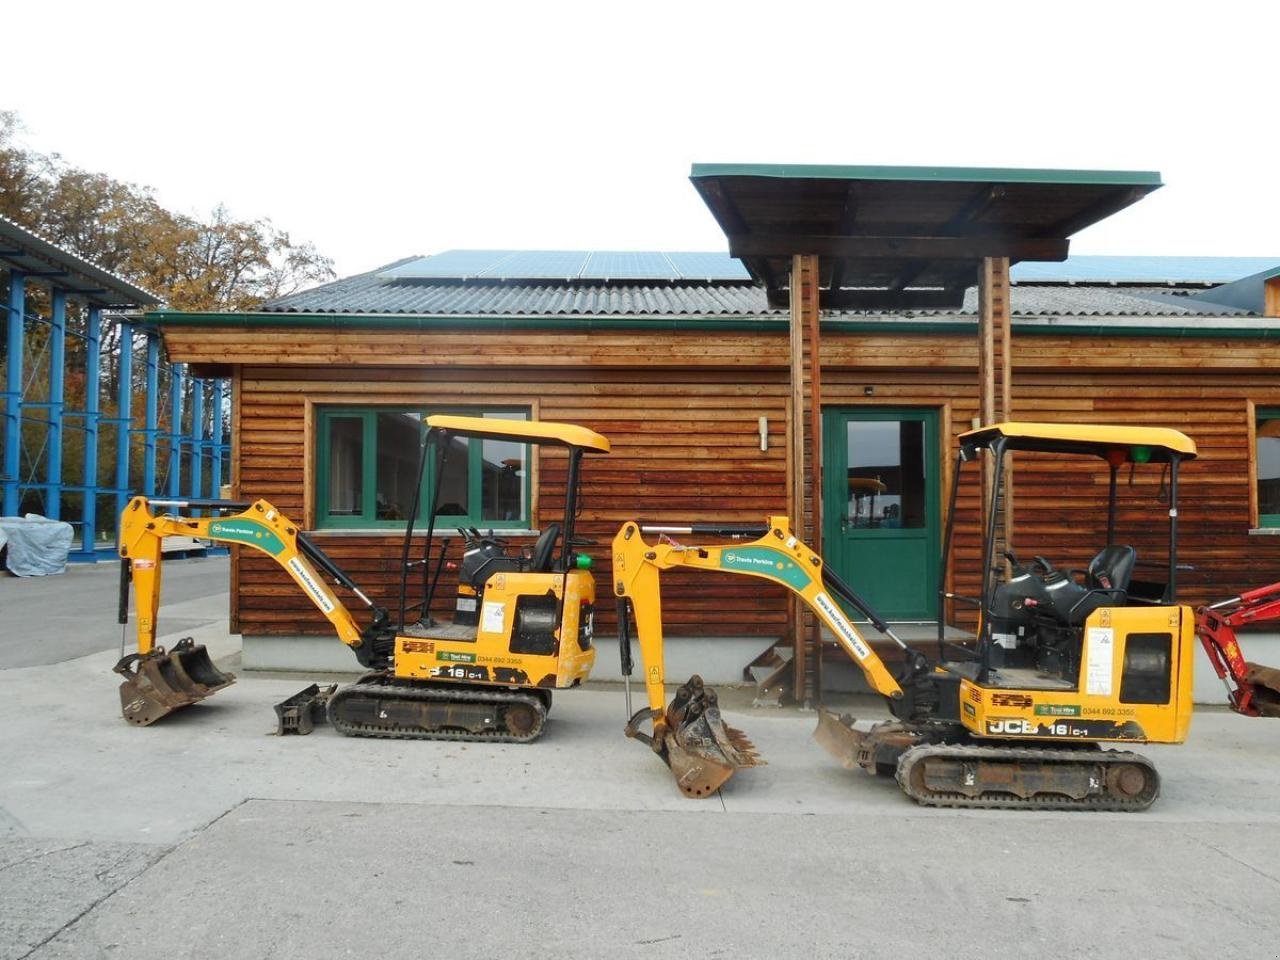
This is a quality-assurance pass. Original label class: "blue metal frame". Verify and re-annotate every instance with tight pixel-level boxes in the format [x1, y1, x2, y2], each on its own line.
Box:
[166, 361, 183, 497]
[3, 270, 25, 516]
[46, 290, 66, 519]
[3, 268, 232, 562]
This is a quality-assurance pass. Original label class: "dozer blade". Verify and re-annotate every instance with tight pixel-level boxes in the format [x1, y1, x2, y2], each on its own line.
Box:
[114, 637, 235, 726]
[1245, 662, 1280, 718]
[813, 708, 870, 771]
[661, 675, 763, 799]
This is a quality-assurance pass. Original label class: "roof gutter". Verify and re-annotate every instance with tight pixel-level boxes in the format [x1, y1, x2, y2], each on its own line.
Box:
[147, 310, 1280, 340]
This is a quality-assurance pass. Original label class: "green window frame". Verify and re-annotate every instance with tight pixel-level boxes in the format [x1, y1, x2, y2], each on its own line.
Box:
[1258, 407, 1280, 528]
[315, 407, 532, 530]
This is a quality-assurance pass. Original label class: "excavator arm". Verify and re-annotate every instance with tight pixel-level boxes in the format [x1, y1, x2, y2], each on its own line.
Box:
[115, 496, 390, 725]
[1197, 582, 1280, 717]
[119, 496, 381, 655]
[611, 515, 919, 796]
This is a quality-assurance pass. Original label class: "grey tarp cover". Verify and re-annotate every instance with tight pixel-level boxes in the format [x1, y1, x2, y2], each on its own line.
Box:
[0, 514, 74, 576]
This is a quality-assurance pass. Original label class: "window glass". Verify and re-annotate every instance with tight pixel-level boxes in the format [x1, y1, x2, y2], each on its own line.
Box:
[327, 416, 363, 516]
[318, 407, 530, 528]
[482, 411, 528, 523]
[844, 419, 926, 529]
[1258, 414, 1280, 524]
[374, 412, 421, 521]
[434, 435, 470, 517]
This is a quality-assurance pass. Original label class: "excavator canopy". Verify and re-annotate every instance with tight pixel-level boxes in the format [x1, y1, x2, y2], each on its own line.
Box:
[960, 421, 1197, 462]
[425, 414, 611, 453]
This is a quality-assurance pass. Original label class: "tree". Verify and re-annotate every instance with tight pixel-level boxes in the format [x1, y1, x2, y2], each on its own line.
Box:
[0, 111, 335, 311]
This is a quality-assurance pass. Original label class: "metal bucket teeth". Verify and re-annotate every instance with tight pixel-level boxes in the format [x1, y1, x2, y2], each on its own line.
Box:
[661, 674, 764, 798]
[114, 638, 235, 726]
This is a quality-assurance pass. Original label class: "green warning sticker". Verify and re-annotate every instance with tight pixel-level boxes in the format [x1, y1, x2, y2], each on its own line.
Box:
[437, 651, 476, 664]
[1034, 704, 1081, 717]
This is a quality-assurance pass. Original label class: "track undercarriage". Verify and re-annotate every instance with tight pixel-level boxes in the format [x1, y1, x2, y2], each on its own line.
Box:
[815, 712, 1160, 811]
[327, 673, 551, 743]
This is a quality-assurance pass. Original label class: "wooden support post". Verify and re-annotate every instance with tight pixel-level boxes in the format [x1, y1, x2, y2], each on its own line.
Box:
[789, 254, 821, 705]
[978, 257, 1013, 556]
[805, 256, 824, 704]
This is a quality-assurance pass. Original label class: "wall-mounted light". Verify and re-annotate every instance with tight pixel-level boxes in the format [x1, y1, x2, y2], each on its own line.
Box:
[758, 416, 768, 452]
[864, 385, 875, 397]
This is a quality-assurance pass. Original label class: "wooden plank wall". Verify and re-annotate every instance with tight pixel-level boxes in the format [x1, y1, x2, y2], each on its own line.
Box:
[163, 323, 1280, 650]
[230, 363, 792, 641]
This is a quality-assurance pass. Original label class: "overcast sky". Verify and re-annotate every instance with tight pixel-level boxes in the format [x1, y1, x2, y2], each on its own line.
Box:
[9, 0, 1278, 278]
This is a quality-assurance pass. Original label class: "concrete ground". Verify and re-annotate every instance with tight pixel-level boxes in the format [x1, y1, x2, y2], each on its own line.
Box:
[2, 559, 1279, 959]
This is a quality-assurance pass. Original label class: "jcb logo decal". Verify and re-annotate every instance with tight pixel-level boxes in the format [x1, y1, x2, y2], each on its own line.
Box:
[986, 719, 1035, 735]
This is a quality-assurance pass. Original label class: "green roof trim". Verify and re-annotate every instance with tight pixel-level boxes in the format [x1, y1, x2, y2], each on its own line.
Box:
[690, 163, 1163, 188]
[150, 311, 1280, 341]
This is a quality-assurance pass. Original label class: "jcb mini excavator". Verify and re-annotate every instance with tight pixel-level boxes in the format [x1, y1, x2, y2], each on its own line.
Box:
[116, 415, 610, 740]
[613, 422, 1280, 808]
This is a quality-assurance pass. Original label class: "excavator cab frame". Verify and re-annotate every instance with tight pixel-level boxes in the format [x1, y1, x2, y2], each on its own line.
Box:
[396, 414, 610, 632]
[939, 422, 1199, 684]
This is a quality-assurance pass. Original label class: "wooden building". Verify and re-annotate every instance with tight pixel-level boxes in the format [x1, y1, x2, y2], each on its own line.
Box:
[151, 167, 1280, 699]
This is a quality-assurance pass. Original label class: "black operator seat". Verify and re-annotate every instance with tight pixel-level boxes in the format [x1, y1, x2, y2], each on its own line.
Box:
[1086, 545, 1137, 595]
[530, 522, 562, 572]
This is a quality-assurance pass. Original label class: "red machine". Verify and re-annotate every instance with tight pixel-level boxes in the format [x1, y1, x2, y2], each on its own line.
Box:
[1196, 582, 1280, 717]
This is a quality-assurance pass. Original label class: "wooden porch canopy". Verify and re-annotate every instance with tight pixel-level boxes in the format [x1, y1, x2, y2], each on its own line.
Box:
[689, 163, 1162, 704]
[690, 163, 1162, 310]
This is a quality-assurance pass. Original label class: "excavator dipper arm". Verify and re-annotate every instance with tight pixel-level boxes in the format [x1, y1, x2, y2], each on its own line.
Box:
[611, 515, 910, 796]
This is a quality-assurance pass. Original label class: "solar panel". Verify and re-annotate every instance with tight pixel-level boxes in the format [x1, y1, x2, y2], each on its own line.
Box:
[490, 251, 590, 279]
[378, 251, 523, 280]
[377, 249, 755, 283]
[1011, 256, 1279, 284]
[665, 251, 751, 281]
[583, 252, 680, 280]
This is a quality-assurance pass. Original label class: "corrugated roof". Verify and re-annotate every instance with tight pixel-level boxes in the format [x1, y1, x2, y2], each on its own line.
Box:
[260, 261, 1255, 319]
[0, 214, 161, 307]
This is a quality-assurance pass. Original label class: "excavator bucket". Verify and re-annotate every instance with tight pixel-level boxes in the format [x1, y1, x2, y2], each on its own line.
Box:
[657, 675, 763, 798]
[114, 637, 236, 726]
[1245, 662, 1280, 718]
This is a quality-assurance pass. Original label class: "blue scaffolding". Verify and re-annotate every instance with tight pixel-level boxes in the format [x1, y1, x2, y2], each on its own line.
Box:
[1, 217, 232, 560]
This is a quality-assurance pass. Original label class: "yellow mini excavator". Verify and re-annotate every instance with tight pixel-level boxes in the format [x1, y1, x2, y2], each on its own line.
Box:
[116, 415, 610, 740]
[613, 422, 1279, 809]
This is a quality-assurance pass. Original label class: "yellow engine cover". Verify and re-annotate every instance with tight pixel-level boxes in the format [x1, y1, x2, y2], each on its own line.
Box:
[393, 569, 597, 689]
[960, 605, 1195, 746]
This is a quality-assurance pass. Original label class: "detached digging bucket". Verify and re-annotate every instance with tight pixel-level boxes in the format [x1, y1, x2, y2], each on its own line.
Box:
[114, 637, 236, 726]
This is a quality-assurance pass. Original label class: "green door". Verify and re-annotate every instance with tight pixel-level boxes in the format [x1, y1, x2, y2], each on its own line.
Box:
[822, 408, 940, 620]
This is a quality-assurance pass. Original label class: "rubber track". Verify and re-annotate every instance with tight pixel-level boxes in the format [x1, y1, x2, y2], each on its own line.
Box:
[896, 743, 1160, 812]
[328, 678, 547, 744]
